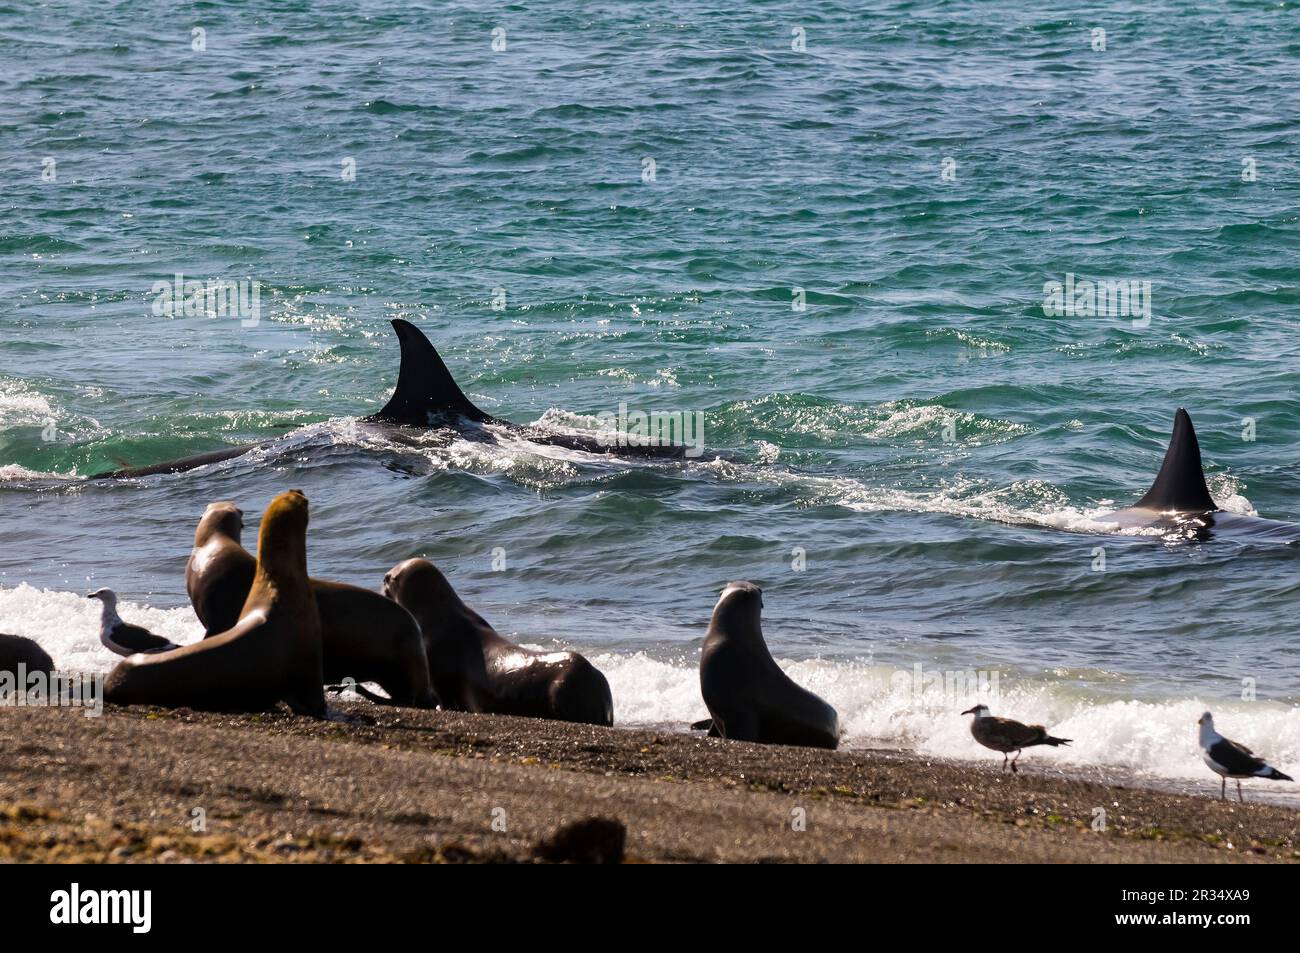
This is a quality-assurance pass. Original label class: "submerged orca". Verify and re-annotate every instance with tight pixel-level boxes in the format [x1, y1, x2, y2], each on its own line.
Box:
[1102, 408, 1298, 541]
[93, 319, 698, 478]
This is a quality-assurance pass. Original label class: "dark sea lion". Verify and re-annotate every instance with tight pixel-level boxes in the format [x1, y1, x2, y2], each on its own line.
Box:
[383, 558, 613, 726]
[699, 582, 839, 749]
[105, 490, 328, 717]
[0, 633, 54, 676]
[186, 501, 436, 708]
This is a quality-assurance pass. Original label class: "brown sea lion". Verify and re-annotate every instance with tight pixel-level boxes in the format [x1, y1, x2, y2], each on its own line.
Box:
[186, 501, 436, 708]
[382, 558, 613, 727]
[105, 490, 327, 717]
[0, 633, 54, 676]
[186, 502, 256, 635]
[698, 582, 839, 749]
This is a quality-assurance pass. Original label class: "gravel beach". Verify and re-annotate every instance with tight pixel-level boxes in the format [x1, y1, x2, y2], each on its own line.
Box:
[0, 703, 1295, 864]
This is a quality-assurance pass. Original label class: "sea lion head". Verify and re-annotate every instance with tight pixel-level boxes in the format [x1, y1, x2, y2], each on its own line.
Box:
[383, 557, 458, 610]
[253, 490, 310, 585]
[710, 581, 764, 639]
[195, 501, 244, 546]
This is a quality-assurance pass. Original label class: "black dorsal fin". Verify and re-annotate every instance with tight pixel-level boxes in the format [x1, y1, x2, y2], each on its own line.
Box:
[1134, 408, 1217, 512]
[374, 320, 492, 424]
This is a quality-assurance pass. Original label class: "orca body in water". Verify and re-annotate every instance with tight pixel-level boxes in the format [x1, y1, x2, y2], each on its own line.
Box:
[93, 319, 701, 479]
[1101, 408, 1298, 542]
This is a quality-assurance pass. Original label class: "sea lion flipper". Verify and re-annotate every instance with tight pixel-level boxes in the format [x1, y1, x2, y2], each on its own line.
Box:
[191, 507, 436, 710]
[351, 683, 397, 706]
[690, 718, 713, 731]
[285, 692, 329, 720]
[385, 558, 613, 725]
[106, 491, 326, 716]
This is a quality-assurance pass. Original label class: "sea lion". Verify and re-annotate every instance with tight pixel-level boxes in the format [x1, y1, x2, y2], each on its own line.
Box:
[698, 582, 839, 749]
[0, 633, 54, 676]
[186, 502, 257, 635]
[105, 490, 327, 717]
[186, 501, 436, 708]
[382, 558, 613, 726]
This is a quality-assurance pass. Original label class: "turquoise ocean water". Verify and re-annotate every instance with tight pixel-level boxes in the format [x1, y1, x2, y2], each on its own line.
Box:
[1, 1, 1298, 789]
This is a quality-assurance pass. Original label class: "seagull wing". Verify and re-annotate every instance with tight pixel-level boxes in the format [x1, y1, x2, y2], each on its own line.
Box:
[989, 717, 1048, 748]
[110, 623, 177, 655]
[1207, 737, 1267, 776]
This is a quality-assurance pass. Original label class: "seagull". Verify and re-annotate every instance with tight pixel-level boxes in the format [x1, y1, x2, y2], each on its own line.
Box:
[1197, 711, 1291, 802]
[961, 704, 1071, 773]
[87, 589, 179, 657]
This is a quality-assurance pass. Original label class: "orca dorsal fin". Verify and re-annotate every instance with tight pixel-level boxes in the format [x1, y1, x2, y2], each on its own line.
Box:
[374, 320, 493, 424]
[1134, 408, 1217, 513]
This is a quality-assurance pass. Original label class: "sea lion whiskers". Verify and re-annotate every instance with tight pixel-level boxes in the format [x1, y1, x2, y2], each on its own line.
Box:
[384, 558, 459, 606]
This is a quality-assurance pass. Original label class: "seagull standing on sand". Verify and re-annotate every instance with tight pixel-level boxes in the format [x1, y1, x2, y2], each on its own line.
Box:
[1198, 711, 1291, 802]
[87, 589, 179, 657]
[961, 704, 1071, 773]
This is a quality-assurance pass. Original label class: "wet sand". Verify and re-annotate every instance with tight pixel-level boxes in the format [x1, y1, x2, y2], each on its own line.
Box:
[0, 702, 1295, 863]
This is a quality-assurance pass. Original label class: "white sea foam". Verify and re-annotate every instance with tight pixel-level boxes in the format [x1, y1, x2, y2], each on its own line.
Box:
[14, 410, 1263, 541]
[3, 583, 1296, 791]
[694, 460, 1188, 537]
[0, 464, 67, 481]
[592, 650, 1300, 786]
[0, 583, 202, 675]
[0, 378, 54, 426]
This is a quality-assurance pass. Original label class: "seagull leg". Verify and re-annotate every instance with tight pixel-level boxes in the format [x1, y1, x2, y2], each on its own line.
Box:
[1001, 753, 1009, 772]
[1010, 750, 1020, 774]
[1220, 777, 1226, 800]
[1237, 780, 1244, 803]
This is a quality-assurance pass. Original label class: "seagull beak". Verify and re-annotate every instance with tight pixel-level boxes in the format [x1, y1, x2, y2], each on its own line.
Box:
[960, 706, 977, 715]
